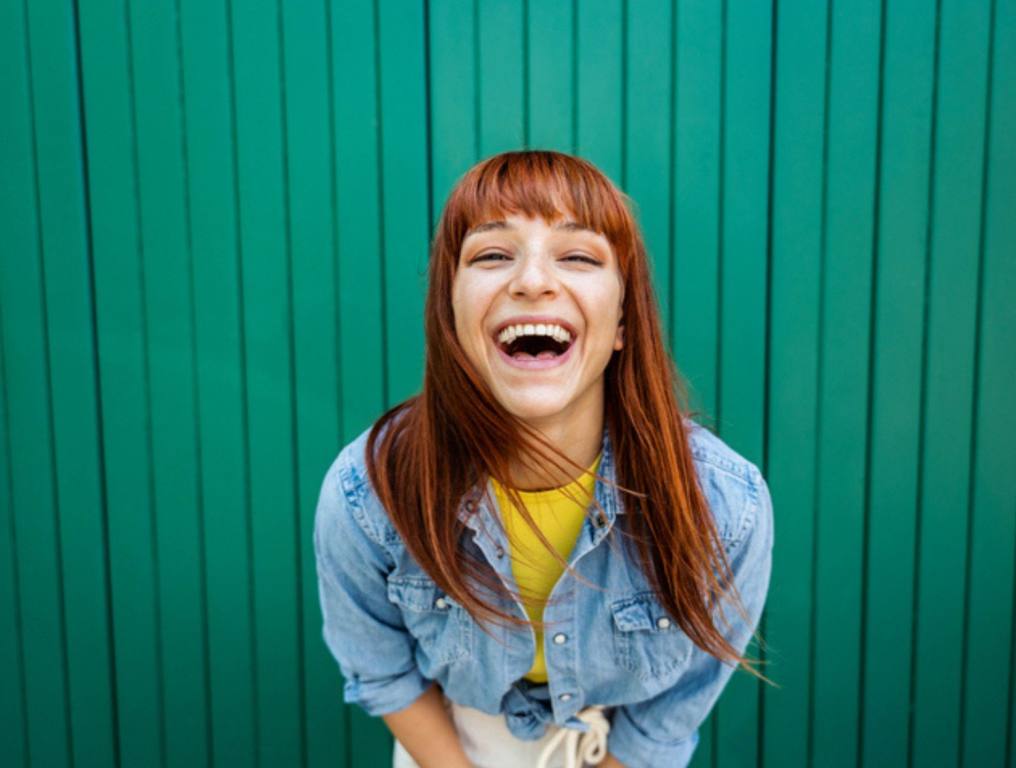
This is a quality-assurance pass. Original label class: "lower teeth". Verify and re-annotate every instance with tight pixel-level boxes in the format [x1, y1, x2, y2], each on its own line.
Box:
[512, 350, 559, 360]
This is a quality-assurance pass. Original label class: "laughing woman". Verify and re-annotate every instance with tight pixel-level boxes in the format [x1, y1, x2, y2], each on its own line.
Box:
[313, 150, 775, 768]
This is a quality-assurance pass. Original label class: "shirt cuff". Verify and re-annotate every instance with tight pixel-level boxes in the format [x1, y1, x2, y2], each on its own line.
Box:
[608, 706, 701, 767]
[342, 665, 431, 716]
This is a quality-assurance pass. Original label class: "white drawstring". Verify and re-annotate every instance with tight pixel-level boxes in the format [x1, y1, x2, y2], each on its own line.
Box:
[535, 705, 610, 768]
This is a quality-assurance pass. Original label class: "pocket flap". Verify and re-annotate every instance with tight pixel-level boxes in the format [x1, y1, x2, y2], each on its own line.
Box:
[387, 577, 450, 612]
[611, 593, 675, 632]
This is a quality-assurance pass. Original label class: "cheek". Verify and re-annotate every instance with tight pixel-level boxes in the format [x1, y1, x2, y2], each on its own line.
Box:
[449, 284, 468, 347]
[450, 278, 488, 346]
[583, 284, 624, 324]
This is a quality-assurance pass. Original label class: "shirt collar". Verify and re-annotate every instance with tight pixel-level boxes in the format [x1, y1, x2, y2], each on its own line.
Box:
[456, 425, 623, 532]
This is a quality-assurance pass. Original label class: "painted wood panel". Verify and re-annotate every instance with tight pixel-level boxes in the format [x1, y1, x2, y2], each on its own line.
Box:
[1, 1, 1012, 767]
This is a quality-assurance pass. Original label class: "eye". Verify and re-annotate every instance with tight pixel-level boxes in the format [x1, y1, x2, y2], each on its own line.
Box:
[471, 251, 511, 263]
[563, 254, 600, 265]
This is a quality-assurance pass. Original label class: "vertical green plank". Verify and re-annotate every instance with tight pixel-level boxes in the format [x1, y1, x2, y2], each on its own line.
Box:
[0, 317, 26, 768]
[429, 0, 478, 222]
[477, 0, 525, 158]
[282, 0, 346, 765]
[861, 1, 934, 765]
[626, 0, 673, 363]
[2, 8, 74, 764]
[0, 7, 35, 764]
[335, 0, 387, 440]
[26, 2, 117, 766]
[574, 0, 623, 184]
[964, 1, 1016, 765]
[712, 1, 771, 766]
[178, 2, 258, 765]
[527, 0, 573, 150]
[332, 0, 389, 762]
[378, 0, 428, 406]
[811, 4, 880, 768]
[763, 0, 827, 766]
[716, 0, 770, 450]
[79, 0, 162, 762]
[128, 3, 209, 766]
[912, 0, 992, 764]
[671, 0, 721, 420]
[230, 1, 302, 764]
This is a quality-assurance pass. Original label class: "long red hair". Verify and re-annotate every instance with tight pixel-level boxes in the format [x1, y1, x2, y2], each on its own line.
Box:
[366, 149, 770, 682]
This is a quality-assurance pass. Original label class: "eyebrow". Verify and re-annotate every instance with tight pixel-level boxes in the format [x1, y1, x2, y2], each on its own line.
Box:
[464, 219, 599, 239]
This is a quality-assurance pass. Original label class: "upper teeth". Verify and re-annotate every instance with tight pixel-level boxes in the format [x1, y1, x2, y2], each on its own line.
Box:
[496, 323, 573, 346]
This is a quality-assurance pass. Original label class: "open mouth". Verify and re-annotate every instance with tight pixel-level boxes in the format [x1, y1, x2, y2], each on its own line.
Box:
[499, 334, 572, 360]
[492, 323, 578, 370]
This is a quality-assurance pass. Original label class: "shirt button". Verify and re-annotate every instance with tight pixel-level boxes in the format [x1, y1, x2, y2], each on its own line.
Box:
[657, 617, 671, 629]
[552, 633, 568, 645]
[435, 597, 449, 610]
[495, 545, 505, 558]
[559, 693, 572, 702]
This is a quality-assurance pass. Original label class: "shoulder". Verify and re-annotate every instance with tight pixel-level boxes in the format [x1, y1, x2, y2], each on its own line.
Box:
[315, 421, 398, 556]
[681, 416, 771, 552]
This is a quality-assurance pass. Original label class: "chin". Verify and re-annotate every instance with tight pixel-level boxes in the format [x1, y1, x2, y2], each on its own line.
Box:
[498, 394, 573, 424]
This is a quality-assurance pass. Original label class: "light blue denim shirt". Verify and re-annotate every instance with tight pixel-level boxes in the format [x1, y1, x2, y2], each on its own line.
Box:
[313, 417, 774, 767]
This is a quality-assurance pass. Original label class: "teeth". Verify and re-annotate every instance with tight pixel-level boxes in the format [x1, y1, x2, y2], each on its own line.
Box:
[496, 322, 573, 346]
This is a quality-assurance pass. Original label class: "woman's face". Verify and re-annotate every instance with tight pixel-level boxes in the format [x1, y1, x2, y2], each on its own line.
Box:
[451, 211, 625, 429]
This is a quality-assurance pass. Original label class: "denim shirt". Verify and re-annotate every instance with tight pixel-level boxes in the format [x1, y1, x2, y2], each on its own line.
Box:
[313, 417, 774, 767]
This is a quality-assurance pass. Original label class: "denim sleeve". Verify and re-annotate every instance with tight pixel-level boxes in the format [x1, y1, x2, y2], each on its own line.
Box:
[607, 468, 774, 768]
[313, 450, 430, 716]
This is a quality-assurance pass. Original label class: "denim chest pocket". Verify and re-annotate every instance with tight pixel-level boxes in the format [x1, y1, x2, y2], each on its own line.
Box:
[610, 592, 694, 682]
[387, 577, 472, 664]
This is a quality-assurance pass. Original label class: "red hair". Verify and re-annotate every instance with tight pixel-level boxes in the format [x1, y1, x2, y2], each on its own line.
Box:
[366, 149, 770, 682]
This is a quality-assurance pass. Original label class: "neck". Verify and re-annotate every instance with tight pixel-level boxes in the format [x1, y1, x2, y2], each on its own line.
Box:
[507, 401, 605, 492]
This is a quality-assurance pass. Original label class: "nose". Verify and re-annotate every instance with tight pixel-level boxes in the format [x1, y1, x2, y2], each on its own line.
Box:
[508, 255, 557, 299]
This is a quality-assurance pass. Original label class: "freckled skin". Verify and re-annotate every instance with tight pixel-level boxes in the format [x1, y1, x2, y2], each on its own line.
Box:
[451, 212, 625, 486]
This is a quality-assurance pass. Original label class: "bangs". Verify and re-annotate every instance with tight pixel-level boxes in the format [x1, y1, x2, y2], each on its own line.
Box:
[444, 151, 634, 263]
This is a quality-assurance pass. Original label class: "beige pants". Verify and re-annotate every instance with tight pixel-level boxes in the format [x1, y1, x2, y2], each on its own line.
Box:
[391, 692, 611, 768]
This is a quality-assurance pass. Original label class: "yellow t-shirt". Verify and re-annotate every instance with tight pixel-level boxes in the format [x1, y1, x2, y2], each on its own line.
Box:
[490, 451, 602, 683]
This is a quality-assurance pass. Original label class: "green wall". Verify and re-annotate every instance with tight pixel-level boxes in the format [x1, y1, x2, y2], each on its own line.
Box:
[1, 1, 1014, 766]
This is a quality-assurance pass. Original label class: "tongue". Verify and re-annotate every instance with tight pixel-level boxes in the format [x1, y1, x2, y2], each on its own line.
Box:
[512, 350, 559, 361]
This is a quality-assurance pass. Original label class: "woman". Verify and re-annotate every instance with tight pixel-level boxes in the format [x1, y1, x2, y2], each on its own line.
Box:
[314, 150, 775, 768]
